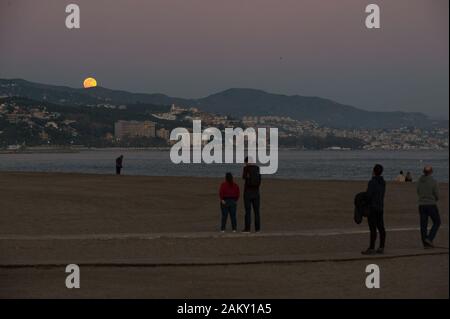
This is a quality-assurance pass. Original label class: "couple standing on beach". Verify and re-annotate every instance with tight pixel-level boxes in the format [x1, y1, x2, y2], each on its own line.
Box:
[362, 164, 441, 255]
[219, 157, 261, 233]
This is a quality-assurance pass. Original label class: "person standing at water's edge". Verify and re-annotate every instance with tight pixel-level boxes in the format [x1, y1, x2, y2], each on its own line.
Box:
[116, 155, 124, 175]
[405, 171, 413, 182]
[242, 156, 262, 233]
[219, 172, 240, 232]
[417, 166, 441, 249]
[395, 171, 406, 182]
[362, 164, 386, 255]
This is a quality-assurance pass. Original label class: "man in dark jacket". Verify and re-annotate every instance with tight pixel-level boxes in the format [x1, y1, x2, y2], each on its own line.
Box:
[116, 155, 123, 175]
[362, 164, 386, 255]
[242, 156, 262, 233]
[417, 166, 441, 248]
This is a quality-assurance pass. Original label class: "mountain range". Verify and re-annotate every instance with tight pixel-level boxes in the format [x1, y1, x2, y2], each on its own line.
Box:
[0, 78, 446, 129]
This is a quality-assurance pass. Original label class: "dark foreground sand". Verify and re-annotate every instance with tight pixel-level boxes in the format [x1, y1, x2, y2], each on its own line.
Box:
[0, 172, 448, 298]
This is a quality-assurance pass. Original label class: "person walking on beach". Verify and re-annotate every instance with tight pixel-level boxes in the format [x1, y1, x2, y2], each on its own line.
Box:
[362, 164, 386, 255]
[242, 156, 262, 233]
[417, 166, 441, 249]
[116, 155, 124, 175]
[219, 172, 240, 232]
[395, 170, 406, 182]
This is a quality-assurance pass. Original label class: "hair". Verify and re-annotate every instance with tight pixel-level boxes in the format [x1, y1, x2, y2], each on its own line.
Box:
[373, 164, 384, 176]
[423, 166, 433, 176]
[400, 170, 403, 174]
[225, 172, 233, 184]
[245, 156, 255, 164]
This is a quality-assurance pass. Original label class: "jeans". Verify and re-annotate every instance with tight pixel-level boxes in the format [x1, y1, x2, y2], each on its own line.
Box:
[419, 205, 441, 245]
[244, 191, 260, 231]
[221, 199, 237, 231]
[367, 209, 386, 249]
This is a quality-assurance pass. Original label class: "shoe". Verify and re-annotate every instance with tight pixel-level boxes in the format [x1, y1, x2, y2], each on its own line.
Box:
[241, 230, 251, 233]
[220, 230, 225, 233]
[376, 248, 384, 254]
[232, 230, 237, 233]
[424, 239, 434, 248]
[361, 248, 377, 255]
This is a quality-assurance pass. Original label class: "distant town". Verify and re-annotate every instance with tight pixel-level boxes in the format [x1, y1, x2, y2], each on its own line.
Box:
[0, 97, 448, 151]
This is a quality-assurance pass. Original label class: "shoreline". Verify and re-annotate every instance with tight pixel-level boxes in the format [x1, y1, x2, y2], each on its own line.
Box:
[1, 147, 449, 154]
[1, 170, 448, 184]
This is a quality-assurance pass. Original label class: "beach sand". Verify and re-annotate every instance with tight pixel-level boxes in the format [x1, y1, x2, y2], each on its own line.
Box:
[0, 172, 448, 298]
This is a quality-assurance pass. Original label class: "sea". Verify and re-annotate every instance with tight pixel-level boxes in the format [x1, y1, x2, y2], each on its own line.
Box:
[0, 149, 448, 182]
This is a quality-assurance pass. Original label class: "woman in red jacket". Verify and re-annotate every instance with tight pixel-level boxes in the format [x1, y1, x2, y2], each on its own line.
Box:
[219, 172, 240, 232]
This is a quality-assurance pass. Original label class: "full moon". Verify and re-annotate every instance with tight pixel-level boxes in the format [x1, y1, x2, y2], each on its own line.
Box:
[83, 77, 97, 89]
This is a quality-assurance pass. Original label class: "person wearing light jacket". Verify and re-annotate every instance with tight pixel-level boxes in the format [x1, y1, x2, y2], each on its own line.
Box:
[417, 166, 441, 248]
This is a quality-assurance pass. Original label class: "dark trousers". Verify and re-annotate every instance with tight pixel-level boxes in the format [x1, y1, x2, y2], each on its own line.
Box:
[367, 209, 386, 249]
[116, 166, 122, 175]
[419, 205, 441, 245]
[244, 191, 260, 231]
[221, 199, 237, 231]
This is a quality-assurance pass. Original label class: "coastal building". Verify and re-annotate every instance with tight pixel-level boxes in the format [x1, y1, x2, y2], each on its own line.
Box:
[104, 132, 114, 141]
[114, 120, 156, 140]
[152, 113, 177, 121]
[5, 113, 19, 123]
[170, 104, 188, 114]
[156, 128, 170, 141]
[39, 131, 49, 141]
[31, 110, 48, 119]
[45, 121, 59, 129]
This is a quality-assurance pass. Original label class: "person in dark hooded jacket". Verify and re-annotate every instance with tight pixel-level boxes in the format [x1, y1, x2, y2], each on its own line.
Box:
[362, 164, 386, 255]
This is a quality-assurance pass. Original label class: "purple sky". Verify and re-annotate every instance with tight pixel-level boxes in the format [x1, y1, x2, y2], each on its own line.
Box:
[0, 0, 448, 117]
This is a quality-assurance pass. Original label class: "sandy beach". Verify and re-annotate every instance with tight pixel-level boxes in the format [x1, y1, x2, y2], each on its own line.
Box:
[0, 172, 448, 298]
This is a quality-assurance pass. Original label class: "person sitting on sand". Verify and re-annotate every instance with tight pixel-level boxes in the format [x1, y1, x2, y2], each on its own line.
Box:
[417, 166, 441, 249]
[219, 172, 240, 233]
[116, 155, 124, 175]
[362, 164, 386, 255]
[242, 156, 262, 233]
[405, 171, 413, 182]
[395, 171, 406, 182]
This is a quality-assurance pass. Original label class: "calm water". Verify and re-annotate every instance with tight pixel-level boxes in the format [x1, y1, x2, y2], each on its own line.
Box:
[0, 150, 448, 182]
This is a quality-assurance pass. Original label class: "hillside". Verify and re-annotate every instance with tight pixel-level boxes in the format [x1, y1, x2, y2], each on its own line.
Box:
[0, 79, 445, 129]
[196, 88, 437, 129]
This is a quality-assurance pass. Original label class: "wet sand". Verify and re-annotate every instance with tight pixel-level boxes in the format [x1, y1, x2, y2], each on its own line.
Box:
[0, 172, 448, 298]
